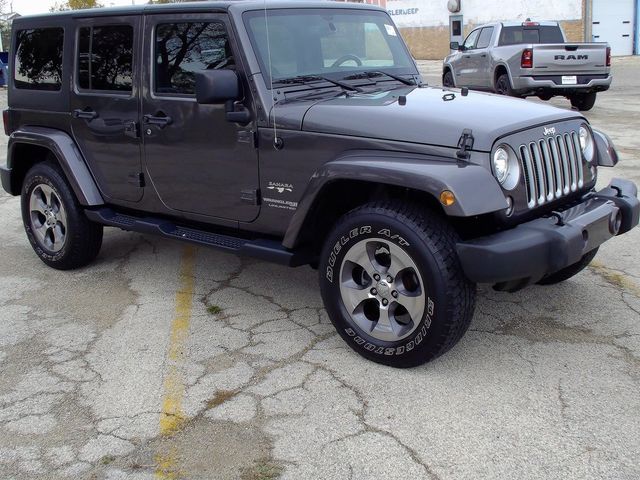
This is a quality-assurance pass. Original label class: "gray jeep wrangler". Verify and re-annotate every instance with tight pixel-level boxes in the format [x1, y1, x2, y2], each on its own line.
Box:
[1, 1, 638, 367]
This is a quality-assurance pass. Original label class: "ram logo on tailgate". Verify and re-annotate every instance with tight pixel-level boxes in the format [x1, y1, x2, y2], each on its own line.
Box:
[555, 54, 589, 60]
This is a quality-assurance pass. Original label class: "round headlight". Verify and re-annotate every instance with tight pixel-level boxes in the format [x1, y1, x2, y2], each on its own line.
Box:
[493, 147, 509, 183]
[492, 145, 520, 190]
[579, 125, 595, 163]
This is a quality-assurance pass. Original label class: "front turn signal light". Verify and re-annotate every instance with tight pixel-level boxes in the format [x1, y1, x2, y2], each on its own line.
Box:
[440, 190, 456, 207]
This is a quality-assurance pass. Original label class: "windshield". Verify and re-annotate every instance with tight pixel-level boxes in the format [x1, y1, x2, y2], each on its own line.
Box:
[244, 9, 416, 85]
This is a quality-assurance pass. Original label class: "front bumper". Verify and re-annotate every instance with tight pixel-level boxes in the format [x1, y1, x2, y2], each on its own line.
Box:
[457, 178, 639, 290]
[0, 165, 13, 195]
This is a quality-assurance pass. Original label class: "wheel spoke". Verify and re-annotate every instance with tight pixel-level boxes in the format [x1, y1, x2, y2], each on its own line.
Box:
[394, 293, 425, 325]
[387, 246, 416, 279]
[343, 242, 377, 278]
[29, 188, 48, 216]
[52, 224, 66, 249]
[372, 307, 396, 339]
[342, 284, 372, 311]
[32, 222, 49, 244]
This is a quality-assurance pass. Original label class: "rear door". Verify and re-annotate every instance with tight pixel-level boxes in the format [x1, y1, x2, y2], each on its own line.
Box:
[140, 13, 260, 222]
[70, 16, 143, 203]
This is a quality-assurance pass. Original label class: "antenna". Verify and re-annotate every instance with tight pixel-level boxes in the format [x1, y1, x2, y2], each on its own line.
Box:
[263, 0, 280, 150]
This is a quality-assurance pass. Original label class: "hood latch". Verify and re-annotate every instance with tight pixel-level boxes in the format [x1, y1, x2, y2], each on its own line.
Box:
[456, 129, 474, 160]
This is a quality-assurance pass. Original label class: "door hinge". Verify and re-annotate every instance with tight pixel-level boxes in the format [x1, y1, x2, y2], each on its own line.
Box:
[456, 128, 474, 160]
[241, 188, 261, 205]
[128, 172, 145, 187]
[238, 130, 259, 148]
[124, 120, 140, 139]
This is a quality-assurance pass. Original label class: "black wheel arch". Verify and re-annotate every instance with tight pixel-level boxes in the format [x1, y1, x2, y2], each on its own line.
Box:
[6, 127, 103, 206]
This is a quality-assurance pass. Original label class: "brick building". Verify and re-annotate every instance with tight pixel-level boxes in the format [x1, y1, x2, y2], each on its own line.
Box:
[335, 0, 638, 59]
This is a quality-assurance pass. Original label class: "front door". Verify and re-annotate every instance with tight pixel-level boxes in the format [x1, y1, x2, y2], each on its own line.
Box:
[454, 28, 481, 87]
[70, 17, 143, 203]
[141, 13, 260, 222]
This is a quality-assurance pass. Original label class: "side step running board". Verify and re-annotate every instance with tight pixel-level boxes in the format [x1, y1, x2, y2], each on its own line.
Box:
[86, 208, 309, 267]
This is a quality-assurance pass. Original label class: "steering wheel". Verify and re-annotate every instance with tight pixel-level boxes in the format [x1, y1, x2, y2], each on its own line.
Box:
[331, 54, 363, 68]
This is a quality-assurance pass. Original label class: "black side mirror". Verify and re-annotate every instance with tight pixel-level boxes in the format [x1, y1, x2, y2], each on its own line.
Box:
[195, 69, 240, 104]
[195, 70, 251, 124]
[450, 41, 460, 51]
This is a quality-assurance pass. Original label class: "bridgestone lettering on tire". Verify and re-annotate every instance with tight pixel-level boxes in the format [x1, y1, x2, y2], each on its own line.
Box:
[21, 161, 103, 270]
[319, 201, 476, 368]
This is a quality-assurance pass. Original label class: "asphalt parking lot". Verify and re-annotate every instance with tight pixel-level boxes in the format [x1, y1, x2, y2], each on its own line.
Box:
[0, 57, 639, 480]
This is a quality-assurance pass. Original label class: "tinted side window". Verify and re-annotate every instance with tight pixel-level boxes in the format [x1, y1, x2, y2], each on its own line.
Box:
[476, 27, 494, 49]
[14, 28, 64, 91]
[155, 22, 233, 96]
[78, 25, 133, 92]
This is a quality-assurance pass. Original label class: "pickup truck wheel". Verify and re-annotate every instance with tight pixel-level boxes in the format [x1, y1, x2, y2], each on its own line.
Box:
[570, 92, 597, 111]
[21, 161, 103, 270]
[319, 202, 476, 368]
[537, 248, 599, 285]
[495, 74, 516, 96]
[443, 71, 455, 88]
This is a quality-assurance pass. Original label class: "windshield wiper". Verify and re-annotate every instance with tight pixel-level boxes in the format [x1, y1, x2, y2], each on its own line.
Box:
[343, 70, 418, 86]
[273, 75, 363, 92]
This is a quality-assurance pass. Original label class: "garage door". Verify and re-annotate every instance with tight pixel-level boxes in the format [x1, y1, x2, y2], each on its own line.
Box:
[592, 0, 635, 56]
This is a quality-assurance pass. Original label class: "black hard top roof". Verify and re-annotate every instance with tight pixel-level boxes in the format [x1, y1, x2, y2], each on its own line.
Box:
[14, 0, 382, 21]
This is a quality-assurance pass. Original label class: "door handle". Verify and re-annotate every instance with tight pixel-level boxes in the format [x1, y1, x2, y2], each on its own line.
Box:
[73, 108, 98, 121]
[481, 54, 487, 57]
[463, 55, 471, 58]
[143, 113, 173, 128]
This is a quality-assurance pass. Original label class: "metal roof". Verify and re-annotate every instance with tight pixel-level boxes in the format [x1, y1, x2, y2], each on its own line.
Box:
[14, 0, 382, 21]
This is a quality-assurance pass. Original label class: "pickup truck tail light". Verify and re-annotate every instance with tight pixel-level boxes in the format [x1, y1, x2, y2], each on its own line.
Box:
[521, 48, 533, 68]
[2, 109, 9, 136]
[606, 47, 611, 67]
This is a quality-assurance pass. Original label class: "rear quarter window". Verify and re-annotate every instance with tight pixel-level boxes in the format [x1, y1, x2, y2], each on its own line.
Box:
[14, 28, 64, 91]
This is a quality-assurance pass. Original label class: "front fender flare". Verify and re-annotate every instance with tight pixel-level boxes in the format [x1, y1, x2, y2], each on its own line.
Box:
[283, 152, 508, 249]
[7, 126, 103, 206]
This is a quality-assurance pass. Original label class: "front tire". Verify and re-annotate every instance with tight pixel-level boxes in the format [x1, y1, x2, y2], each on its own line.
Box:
[319, 202, 476, 368]
[570, 92, 597, 111]
[21, 161, 103, 270]
[443, 70, 455, 88]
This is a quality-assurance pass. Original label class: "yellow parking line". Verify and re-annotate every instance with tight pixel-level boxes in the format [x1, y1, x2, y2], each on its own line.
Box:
[155, 246, 196, 480]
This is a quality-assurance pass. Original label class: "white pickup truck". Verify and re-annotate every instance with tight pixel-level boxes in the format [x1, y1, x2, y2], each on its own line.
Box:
[443, 21, 612, 111]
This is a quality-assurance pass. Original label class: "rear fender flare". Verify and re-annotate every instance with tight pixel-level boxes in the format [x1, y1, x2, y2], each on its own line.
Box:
[7, 126, 103, 205]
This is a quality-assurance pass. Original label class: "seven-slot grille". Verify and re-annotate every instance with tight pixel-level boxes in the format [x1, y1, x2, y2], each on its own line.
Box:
[519, 131, 584, 209]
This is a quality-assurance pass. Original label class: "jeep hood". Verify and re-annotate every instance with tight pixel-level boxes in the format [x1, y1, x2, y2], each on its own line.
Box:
[283, 86, 582, 152]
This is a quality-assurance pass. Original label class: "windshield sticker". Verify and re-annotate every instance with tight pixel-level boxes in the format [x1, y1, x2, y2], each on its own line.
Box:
[385, 24, 397, 36]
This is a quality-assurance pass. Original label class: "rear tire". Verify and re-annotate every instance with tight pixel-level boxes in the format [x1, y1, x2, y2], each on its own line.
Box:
[318, 202, 476, 368]
[537, 248, 599, 285]
[570, 92, 597, 111]
[21, 161, 103, 270]
[495, 73, 517, 97]
[443, 70, 455, 88]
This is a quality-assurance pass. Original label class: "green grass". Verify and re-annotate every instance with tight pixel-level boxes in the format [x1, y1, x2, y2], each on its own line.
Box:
[242, 459, 283, 480]
[206, 304, 223, 315]
[99, 455, 116, 465]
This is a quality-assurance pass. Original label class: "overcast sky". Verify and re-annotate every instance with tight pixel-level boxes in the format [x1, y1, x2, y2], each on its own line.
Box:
[8, 0, 147, 16]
